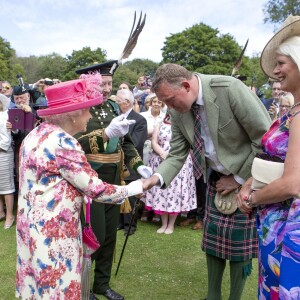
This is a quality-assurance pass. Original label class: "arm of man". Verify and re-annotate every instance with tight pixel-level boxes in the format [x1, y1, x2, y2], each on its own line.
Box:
[211, 78, 272, 180]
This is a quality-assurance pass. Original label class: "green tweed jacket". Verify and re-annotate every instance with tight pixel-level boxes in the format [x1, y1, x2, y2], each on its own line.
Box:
[157, 74, 272, 187]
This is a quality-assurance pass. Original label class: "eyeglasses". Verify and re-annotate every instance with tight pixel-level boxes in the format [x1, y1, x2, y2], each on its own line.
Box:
[1, 85, 11, 90]
[279, 105, 291, 108]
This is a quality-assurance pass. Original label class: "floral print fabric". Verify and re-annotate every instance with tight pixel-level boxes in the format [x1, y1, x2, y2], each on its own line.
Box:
[143, 122, 197, 214]
[16, 122, 128, 299]
[258, 111, 300, 300]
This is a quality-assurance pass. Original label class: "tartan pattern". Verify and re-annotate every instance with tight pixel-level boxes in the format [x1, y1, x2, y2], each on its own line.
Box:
[202, 181, 258, 261]
[191, 104, 203, 180]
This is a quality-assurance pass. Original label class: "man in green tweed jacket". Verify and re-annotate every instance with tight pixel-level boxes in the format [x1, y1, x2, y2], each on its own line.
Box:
[143, 63, 271, 300]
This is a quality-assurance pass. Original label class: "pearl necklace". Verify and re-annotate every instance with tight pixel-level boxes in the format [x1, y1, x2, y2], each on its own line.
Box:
[289, 102, 300, 111]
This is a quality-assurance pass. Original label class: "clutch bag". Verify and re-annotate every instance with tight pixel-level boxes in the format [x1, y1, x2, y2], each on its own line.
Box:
[251, 157, 284, 190]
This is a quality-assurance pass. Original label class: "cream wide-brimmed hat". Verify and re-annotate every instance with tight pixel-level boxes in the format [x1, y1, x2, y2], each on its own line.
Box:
[260, 15, 300, 79]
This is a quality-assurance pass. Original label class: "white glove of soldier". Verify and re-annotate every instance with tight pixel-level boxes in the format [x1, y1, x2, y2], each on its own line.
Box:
[104, 115, 136, 139]
[137, 165, 153, 179]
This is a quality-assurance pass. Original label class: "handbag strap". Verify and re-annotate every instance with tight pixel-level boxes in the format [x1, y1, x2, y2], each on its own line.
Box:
[85, 196, 91, 224]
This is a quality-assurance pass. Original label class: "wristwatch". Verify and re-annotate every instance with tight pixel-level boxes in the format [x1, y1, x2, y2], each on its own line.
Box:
[245, 190, 256, 208]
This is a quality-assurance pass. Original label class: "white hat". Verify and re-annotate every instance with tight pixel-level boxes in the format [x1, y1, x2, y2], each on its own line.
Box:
[260, 15, 300, 79]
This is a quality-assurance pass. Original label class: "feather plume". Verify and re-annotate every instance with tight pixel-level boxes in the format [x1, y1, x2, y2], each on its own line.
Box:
[231, 39, 249, 76]
[119, 11, 146, 61]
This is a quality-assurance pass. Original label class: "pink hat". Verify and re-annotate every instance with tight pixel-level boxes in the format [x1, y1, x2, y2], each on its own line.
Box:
[38, 73, 103, 117]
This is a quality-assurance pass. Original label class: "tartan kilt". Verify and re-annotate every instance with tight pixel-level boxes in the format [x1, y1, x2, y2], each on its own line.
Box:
[202, 182, 258, 261]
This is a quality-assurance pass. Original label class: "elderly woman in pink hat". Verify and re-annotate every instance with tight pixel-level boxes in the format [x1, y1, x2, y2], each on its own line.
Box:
[238, 15, 300, 299]
[15, 73, 143, 299]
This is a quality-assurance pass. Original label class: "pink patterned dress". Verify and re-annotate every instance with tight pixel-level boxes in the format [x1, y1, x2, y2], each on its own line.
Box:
[258, 110, 300, 300]
[16, 122, 129, 299]
[143, 122, 197, 215]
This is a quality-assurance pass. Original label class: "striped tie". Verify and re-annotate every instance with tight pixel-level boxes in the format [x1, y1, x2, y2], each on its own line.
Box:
[191, 103, 204, 180]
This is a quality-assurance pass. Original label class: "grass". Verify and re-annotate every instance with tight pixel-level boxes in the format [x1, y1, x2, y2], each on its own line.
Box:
[0, 216, 258, 300]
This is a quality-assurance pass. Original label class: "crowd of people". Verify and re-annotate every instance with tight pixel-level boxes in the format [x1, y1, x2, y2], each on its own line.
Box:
[1, 14, 300, 300]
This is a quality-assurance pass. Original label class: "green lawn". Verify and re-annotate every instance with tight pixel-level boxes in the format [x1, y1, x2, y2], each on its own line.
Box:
[0, 217, 258, 300]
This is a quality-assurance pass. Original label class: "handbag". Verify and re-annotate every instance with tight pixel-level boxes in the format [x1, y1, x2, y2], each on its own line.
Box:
[82, 197, 100, 300]
[251, 157, 284, 190]
[214, 189, 239, 215]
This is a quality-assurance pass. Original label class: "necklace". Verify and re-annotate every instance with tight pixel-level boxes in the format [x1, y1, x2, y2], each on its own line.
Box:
[289, 102, 300, 111]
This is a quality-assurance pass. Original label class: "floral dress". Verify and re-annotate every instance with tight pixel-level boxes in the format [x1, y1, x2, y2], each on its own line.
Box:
[143, 122, 197, 214]
[258, 111, 300, 300]
[16, 122, 130, 300]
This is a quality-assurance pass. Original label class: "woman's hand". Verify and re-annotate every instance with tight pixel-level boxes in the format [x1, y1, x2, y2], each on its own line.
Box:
[159, 151, 168, 160]
[237, 181, 253, 214]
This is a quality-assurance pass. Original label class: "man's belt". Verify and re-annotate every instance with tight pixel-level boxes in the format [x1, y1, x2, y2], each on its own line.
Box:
[86, 151, 121, 163]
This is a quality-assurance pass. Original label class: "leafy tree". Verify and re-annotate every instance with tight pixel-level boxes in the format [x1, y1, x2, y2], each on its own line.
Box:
[64, 47, 107, 80]
[18, 53, 67, 83]
[263, 0, 300, 26]
[0, 37, 24, 84]
[36, 53, 67, 82]
[124, 59, 159, 78]
[112, 58, 159, 93]
[161, 23, 248, 76]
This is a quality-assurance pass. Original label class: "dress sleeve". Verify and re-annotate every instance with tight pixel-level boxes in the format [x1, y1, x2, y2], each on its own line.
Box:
[55, 135, 136, 204]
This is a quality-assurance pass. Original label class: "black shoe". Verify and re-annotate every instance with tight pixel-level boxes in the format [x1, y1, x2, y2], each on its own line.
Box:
[89, 290, 99, 300]
[124, 228, 135, 236]
[117, 224, 124, 230]
[101, 288, 124, 300]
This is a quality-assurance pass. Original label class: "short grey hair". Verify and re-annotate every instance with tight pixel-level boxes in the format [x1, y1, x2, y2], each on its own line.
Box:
[44, 110, 83, 126]
[277, 36, 300, 73]
[116, 89, 134, 106]
[151, 63, 193, 92]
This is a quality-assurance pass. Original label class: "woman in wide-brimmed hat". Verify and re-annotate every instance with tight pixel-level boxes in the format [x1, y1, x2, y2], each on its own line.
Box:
[237, 15, 300, 299]
[15, 73, 143, 299]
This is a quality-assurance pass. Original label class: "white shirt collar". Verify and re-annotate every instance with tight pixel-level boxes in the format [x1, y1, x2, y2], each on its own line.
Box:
[195, 74, 204, 106]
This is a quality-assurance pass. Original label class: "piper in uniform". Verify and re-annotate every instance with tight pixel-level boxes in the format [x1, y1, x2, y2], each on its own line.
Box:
[75, 61, 152, 300]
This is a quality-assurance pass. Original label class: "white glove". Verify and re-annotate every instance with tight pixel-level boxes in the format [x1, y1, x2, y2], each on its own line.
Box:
[137, 165, 153, 179]
[104, 115, 136, 139]
[126, 180, 143, 197]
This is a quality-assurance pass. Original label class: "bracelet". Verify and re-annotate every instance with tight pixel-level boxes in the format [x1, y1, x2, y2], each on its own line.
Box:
[245, 190, 256, 208]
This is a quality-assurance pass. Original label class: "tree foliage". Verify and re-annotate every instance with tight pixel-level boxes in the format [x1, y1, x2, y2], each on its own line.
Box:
[161, 23, 247, 76]
[263, 0, 300, 26]
[0, 37, 24, 84]
[112, 59, 159, 93]
[18, 53, 68, 83]
[64, 47, 107, 80]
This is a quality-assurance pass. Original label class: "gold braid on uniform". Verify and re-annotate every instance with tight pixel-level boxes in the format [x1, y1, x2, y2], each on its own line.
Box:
[129, 154, 142, 169]
[77, 129, 104, 154]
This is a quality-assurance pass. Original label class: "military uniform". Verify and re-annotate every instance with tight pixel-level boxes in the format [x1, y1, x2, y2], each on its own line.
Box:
[76, 97, 144, 294]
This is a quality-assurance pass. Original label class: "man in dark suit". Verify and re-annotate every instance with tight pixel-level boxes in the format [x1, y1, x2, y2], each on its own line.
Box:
[262, 80, 283, 119]
[116, 88, 148, 235]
